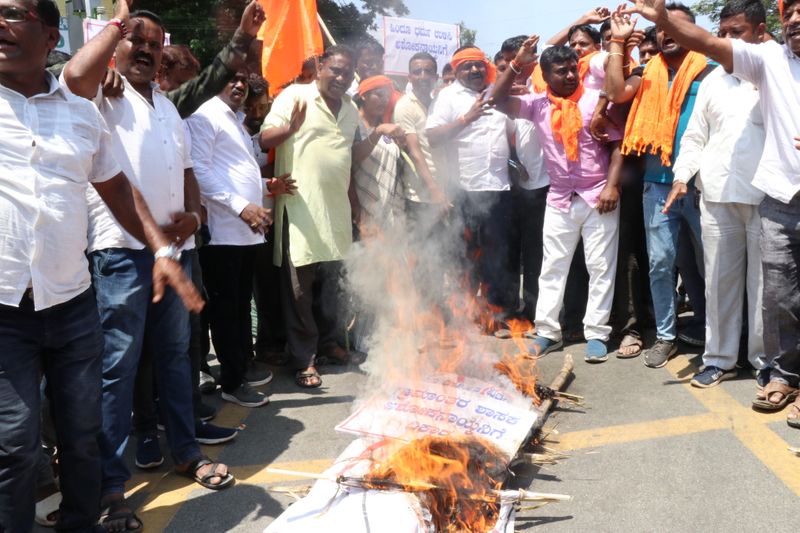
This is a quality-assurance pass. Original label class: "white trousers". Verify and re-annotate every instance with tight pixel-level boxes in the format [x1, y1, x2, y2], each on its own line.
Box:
[535, 197, 619, 342]
[700, 199, 765, 370]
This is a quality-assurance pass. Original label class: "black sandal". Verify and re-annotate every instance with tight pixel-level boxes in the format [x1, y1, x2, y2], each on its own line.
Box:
[176, 456, 234, 490]
[101, 497, 143, 533]
[295, 368, 322, 388]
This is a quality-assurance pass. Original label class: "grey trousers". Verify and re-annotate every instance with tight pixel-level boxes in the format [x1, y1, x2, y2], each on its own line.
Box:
[760, 194, 800, 386]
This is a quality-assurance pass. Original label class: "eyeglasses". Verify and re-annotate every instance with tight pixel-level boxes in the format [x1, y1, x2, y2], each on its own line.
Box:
[0, 6, 40, 23]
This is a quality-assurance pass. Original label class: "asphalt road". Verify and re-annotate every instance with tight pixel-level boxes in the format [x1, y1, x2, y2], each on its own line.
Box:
[34, 330, 800, 532]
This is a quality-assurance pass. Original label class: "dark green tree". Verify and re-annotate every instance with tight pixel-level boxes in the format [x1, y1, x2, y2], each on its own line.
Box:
[693, 0, 782, 37]
[457, 20, 477, 47]
[135, 0, 409, 67]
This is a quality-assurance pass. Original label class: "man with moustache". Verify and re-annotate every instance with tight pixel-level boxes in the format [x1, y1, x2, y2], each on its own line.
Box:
[260, 46, 360, 389]
[426, 46, 517, 328]
[0, 0, 204, 530]
[623, 0, 800, 426]
[657, 0, 768, 389]
[605, 2, 715, 369]
[186, 69, 273, 408]
[61, 3, 233, 530]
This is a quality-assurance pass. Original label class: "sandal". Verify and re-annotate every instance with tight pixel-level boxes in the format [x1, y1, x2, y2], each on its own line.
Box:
[787, 396, 800, 429]
[35, 492, 61, 527]
[616, 333, 643, 359]
[100, 497, 142, 533]
[295, 368, 322, 388]
[752, 381, 799, 411]
[316, 345, 367, 366]
[175, 456, 234, 490]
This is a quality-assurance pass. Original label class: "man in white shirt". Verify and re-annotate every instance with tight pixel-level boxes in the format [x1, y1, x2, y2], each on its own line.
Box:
[625, 0, 800, 426]
[0, 1, 200, 530]
[666, 0, 767, 388]
[186, 69, 273, 408]
[61, 4, 233, 529]
[426, 47, 516, 327]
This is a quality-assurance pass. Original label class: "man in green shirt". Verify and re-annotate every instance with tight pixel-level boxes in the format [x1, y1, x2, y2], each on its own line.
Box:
[261, 45, 359, 388]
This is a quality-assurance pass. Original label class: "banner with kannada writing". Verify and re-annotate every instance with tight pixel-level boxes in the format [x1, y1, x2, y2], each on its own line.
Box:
[382, 16, 460, 76]
[336, 373, 538, 459]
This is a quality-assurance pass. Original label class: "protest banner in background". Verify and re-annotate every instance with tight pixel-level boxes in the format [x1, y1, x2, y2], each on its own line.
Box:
[383, 16, 460, 75]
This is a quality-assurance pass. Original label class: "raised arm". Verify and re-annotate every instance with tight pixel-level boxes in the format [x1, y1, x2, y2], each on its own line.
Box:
[547, 6, 611, 46]
[63, 0, 131, 98]
[167, 1, 266, 118]
[605, 7, 642, 103]
[623, 0, 733, 71]
[491, 35, 539, 118]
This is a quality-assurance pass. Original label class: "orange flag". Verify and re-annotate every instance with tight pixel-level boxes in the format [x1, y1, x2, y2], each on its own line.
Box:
[257, 0, 324, 93]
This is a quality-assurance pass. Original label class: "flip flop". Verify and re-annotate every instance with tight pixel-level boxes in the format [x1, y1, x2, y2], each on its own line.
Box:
[787, 397, 800, 429]
[616, 333, 643, 359]
[176, 457, 234, 490]
[752, 381, 799, 411]
[295, 369, 322, 388]
[35, 492, 62, 527]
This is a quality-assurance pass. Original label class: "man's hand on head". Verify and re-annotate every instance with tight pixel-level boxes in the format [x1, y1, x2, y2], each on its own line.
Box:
[239, 1, 266, 38]
[113, 0, 133, 24]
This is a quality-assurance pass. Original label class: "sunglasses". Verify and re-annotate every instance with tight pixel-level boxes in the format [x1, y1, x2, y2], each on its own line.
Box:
[0, 6, 40, 23]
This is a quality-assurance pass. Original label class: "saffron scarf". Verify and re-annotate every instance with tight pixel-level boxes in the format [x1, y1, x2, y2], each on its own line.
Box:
[547, 84, 585, 162]
[621, 51, 708, 166]
[451, 47, 497, 85]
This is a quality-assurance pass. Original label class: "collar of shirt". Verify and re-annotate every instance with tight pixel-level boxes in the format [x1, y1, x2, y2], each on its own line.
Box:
[0, 71, 68, 101]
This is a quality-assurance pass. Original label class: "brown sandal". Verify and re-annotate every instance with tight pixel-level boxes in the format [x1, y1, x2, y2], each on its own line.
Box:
[616, 334, 643, 359]
[752, 381, 799, 411]
[295, 368, 322, 388]
[787, 397, 800, 429]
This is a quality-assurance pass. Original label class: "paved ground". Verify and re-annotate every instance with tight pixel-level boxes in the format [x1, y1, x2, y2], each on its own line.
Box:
[37, 330, 800, 532]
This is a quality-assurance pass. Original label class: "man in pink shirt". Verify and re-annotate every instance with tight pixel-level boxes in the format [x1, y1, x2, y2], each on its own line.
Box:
[493, 42, 624, 362]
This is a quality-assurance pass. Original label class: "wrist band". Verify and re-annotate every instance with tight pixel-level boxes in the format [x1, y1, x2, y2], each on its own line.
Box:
[188, 211, 201, 233]
[509, 60, 522, 75]
[609, 37, 626, 44]
[107, 18, 128, 38]
[608, 52, 625, 58]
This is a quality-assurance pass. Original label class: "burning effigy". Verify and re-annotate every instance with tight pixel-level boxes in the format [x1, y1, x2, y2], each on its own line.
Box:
[265, 214, 574, 532]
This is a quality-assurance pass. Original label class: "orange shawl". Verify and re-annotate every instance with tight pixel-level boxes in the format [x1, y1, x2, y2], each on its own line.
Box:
[530, 50, 599, 94]
[548, 84, 585, 162]
[622, 51, 708, 166]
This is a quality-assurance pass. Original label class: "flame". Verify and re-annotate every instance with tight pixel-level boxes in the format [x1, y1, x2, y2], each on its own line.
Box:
[365, 436, 507, 532]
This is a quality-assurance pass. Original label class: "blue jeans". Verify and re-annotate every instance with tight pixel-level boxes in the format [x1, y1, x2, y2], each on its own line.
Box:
[89, 248, 199, 496]
[0, 289, 104, 532]
[642, 182, 704, 341]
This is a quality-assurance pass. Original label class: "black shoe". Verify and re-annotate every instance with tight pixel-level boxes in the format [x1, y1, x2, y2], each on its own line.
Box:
[643, 339, 678, 368]
[196, 401, 216, 422]
[195, 421, 238, 445]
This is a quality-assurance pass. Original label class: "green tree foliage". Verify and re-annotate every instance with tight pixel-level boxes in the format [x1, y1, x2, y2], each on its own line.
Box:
[693, 0, 782, 37]
[136, 0, 409, 67]
[457, 21, 477, 47]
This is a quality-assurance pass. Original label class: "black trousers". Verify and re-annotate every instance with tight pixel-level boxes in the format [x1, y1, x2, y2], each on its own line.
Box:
[253, 226, 287, 355]
[509, 185, 548, 321]
[200, 244, 261, 392]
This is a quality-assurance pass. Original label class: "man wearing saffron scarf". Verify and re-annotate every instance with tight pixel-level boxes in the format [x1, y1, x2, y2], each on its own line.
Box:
[493, 43, 625, 362]
[426, 47, 517, 327]
[605, 2, 715, 369]
[624, 0, 800, 428]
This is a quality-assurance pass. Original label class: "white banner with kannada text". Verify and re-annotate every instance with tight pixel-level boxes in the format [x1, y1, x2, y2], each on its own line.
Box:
[382, 16, 459, 76]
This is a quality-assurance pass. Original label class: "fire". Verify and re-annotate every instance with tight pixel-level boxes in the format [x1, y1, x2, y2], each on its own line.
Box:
[364, 436, 507, 532]
[494, 354, 543, 406]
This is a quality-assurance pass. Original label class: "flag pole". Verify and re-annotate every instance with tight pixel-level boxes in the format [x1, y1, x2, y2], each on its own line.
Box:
[316, 13, 361, 82]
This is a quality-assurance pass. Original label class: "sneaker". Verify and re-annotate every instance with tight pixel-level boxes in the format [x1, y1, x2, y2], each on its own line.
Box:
[245, 361, 274, 387]
[196, 401, 217, 422]
[199, 371, 217, 394]
[221, 383, 270, 408]
[195, 421, 238, 445]
[527, 336, 563, 357]
[135, 434, 164, 469]
[690, 366, 737, 388]
[584, 339, 609, 364]
[677, 323, 705, 347]
[643, 339, 678, 369]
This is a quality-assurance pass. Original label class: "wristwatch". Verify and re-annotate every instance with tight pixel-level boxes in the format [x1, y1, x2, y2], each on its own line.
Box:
[154, 244, 181, 262]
